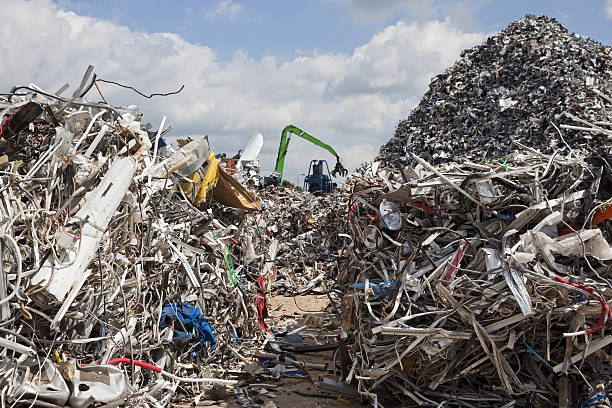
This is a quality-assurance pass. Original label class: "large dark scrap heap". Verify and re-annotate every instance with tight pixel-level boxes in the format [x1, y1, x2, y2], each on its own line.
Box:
[380, 15, 612, 166]
[340, 14, 612, 408]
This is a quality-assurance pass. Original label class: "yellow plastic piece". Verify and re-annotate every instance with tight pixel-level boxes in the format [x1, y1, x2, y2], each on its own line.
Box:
[180, 152, 220, 206]
[179, 151, 259, 211]
[196, 152, 220, 204]
[53, 349, 63, 365]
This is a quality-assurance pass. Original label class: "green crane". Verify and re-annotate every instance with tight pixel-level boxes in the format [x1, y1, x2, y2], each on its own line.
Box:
[274, 125, 347, 183]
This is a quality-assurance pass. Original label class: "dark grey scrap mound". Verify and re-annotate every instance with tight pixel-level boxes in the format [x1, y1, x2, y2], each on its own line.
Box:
[379, 15, 612, 166]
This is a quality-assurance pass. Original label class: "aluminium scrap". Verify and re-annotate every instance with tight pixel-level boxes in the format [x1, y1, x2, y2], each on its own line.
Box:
[0, 67, 297, 408]
[335, 145, 612, 406]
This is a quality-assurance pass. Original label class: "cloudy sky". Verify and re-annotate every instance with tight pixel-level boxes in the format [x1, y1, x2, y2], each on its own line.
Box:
[1, 0, 611, 182]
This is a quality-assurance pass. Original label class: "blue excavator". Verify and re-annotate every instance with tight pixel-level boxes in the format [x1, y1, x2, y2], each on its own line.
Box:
[270, 125, 347, 194]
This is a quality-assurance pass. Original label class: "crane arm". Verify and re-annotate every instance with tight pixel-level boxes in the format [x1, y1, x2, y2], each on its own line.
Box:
[274, 125, 345, 181]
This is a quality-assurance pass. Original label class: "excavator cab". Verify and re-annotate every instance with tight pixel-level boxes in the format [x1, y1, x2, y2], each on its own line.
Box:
[304, 160, 336, 195]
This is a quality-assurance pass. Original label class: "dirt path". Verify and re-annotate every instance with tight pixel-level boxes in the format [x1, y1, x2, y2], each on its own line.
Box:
[204, 294, 357, 408]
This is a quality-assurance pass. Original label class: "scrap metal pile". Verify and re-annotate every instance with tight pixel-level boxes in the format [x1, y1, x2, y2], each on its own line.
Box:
[380, 15, 612, 166]
[0, 68, 308, 407]
[337, 14, 612, 408]
[3, 13, 612, 408]
[339, 148, 612, 406]
[240, 186, 346, 296]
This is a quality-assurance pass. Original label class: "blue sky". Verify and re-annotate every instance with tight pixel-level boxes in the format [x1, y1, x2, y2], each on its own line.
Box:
[2, 0, 612, 181]
[54, 0, 612, 57]
[56, 0, 377, 59]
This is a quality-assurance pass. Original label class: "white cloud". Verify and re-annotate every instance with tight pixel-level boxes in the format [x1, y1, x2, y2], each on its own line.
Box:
[0, 0, 484, 181]
[203, 0, 244, 21]
[605, 0, 612, 20]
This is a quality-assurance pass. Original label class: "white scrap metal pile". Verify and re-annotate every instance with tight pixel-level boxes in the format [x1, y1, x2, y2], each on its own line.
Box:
[0, 67, 338, 408]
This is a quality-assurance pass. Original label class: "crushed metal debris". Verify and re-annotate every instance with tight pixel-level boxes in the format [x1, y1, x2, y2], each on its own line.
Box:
[381, 15, 612, 166]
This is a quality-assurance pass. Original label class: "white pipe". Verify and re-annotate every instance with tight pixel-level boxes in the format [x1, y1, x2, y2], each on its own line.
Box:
[148, 115, 167, 186]
[160, 370, 237, 385]
[74, 109, 107, 150]
[0, 235, 22, 306]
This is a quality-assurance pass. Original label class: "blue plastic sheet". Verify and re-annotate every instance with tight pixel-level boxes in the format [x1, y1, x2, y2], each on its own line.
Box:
[159, 302, 215, 346]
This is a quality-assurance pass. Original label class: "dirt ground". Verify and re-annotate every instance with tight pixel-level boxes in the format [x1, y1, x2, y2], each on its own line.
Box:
[200, 294, 358, 408]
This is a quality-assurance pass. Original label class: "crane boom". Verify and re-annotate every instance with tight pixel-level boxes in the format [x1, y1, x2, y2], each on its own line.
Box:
[274, 125, 345, 182]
